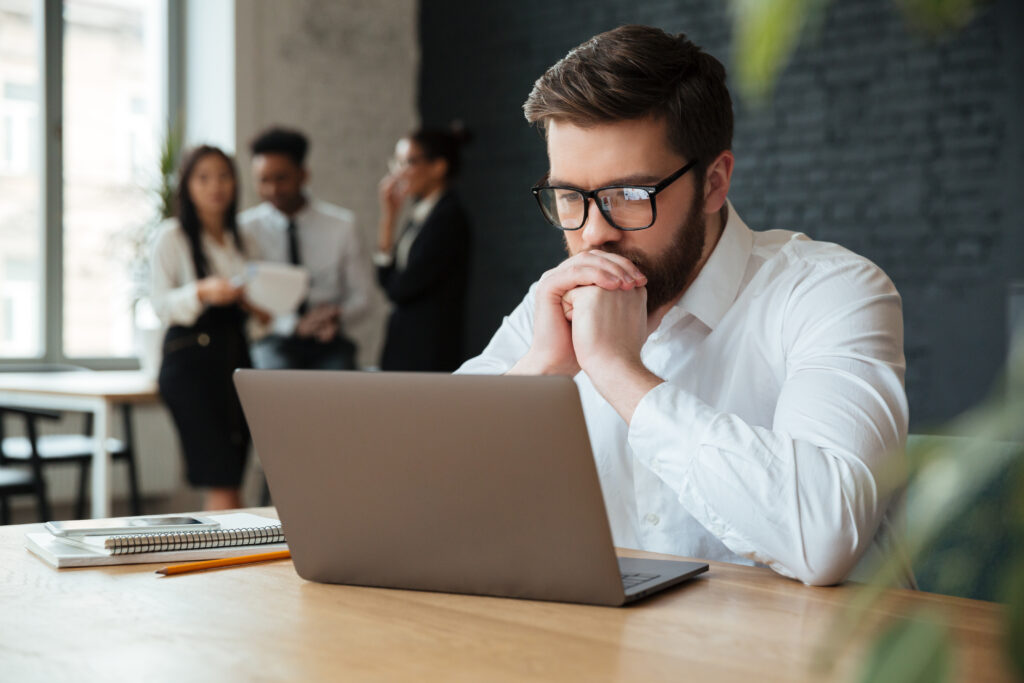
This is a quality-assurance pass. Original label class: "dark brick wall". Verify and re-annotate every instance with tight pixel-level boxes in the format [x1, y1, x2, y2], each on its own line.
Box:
[419, 0, 1024, 427]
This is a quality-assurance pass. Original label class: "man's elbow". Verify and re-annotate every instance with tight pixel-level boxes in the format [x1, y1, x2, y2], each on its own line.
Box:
[790, 531, 863, 586]
[795, 560, 853, 587]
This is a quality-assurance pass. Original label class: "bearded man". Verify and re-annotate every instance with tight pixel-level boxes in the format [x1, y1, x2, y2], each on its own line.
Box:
[458, 25, 909, 586]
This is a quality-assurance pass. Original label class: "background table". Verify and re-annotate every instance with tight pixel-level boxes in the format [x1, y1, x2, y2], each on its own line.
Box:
[0, 507, 1014, 682]
[0, 371, 159, 518]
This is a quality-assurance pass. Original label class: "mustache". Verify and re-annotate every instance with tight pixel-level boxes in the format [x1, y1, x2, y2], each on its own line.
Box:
[580, 245, 651, 274]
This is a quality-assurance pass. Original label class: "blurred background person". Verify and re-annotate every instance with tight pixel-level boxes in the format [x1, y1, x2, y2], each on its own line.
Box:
[375, 125, 473, 371]
[240, 127, 373, 371]
[151, 145, 262, 511]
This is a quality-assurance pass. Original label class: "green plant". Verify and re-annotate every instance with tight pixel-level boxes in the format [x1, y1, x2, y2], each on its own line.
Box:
[729, 0, 990, 106]
[116, 115, 184, 304]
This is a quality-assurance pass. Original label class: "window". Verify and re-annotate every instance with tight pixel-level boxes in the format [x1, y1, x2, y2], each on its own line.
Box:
[0, 0, 42, 358]
[63, 0, 166, 358]
[0, 0, 177, 364]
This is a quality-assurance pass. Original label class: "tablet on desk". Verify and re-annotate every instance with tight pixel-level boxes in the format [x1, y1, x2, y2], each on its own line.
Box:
[45, 514, 220, 537]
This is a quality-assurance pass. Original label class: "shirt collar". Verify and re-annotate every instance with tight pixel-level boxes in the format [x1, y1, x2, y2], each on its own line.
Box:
[410, 188, 444, 224]
[264, 194, 313, 226]
[661, 199, 754, 333]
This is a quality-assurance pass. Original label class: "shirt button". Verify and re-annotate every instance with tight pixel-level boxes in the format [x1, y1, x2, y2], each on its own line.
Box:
[644, 513, 660, 526]
[197, 333, 211, 347]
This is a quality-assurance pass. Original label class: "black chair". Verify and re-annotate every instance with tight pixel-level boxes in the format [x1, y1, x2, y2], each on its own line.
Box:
[0, 365, 143, 519]
[0, 405, 142, 519]
[0, 407, 52, 524]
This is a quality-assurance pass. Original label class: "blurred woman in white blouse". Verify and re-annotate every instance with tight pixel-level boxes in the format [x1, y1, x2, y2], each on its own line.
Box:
[150, 145, 265, 511]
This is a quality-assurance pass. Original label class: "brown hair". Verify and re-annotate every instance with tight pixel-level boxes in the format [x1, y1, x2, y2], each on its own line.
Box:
[523, 25, 733, 170]
[409, 122, 474, 180]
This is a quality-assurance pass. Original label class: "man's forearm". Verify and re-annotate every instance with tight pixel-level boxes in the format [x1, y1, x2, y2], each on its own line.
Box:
[583, 355, 663, 423]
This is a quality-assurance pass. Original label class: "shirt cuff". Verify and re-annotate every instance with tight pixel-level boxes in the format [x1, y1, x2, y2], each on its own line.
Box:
[627, 380, 719, 490]
[271, 312, 299, 337]
[372, 251, 394, 267]
[166, 282, 202, 326]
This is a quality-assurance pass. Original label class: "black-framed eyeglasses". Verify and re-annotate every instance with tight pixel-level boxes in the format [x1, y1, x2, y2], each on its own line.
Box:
[530, 159, 699, 231]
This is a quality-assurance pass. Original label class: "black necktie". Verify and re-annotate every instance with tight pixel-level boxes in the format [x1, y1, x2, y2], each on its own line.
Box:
[287, 219, 308, 315]
[287, 219, 301, 265]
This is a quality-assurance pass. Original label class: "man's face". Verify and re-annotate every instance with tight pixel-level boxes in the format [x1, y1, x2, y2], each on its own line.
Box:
[253, 153, 307, 215]
[546, 117, 708, 314]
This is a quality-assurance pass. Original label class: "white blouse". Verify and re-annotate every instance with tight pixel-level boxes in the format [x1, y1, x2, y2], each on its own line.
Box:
[150, 219, 254, 328]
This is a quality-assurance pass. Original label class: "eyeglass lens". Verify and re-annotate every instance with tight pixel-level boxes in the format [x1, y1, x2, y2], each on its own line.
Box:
[538, 186, 653, 230]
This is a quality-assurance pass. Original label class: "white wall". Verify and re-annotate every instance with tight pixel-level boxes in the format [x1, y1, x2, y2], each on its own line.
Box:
[235, 0, 419, 366]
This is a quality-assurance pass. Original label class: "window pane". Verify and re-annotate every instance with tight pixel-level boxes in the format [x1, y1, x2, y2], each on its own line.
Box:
[0, 0, 43, 358]
[63, 0, 164, 358]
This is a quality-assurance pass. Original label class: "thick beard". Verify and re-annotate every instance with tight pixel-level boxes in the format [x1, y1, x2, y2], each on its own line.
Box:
[569, 196, 707, 315]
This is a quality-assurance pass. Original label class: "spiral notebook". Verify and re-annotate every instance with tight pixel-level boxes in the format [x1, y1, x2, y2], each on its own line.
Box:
[25, 513, 288, 569]
[58, 519, 284, 555]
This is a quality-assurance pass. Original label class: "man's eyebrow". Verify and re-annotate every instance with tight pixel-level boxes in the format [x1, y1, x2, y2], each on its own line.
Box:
[546, 173, 663, 188]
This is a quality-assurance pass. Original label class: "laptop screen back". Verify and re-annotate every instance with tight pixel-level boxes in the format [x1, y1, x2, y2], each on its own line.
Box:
[235, 370, 628, 605]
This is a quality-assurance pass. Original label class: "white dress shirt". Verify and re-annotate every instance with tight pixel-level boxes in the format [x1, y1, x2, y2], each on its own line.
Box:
[239, 198, 373, 336]
[457, 202, 909, 585]
[150, 219, 253, 327]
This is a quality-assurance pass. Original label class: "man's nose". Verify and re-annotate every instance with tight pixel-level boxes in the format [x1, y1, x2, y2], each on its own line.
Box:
[579, 198, 622, 249]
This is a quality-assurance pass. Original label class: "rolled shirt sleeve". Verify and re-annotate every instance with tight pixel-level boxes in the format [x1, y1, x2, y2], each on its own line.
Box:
[628, 259, 907, 585]
[337, 222, 373, 327]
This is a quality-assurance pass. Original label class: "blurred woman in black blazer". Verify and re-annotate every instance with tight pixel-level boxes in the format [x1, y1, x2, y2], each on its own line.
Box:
[375, 126, 472, 371]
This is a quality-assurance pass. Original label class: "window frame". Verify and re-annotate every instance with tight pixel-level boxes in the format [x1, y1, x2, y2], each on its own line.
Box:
[2, 0, 183, 369]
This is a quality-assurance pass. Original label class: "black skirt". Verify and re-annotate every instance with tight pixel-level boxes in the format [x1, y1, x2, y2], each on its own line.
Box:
[158, 305, 251, 488]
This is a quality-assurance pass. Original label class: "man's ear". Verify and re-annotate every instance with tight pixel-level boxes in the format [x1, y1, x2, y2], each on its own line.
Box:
[703, 150, 734, 214]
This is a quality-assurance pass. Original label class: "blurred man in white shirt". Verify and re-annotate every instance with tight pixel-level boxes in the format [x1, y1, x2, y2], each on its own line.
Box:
[458, 26, 909, 585]
[240, 127, 373, 370]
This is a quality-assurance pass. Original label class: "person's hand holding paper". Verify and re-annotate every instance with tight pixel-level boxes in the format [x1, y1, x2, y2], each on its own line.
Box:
[234, 262, 310, 316]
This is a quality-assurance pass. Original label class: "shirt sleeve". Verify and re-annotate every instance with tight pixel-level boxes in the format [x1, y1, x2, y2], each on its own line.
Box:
[627, 259, 908, 586]
[337, 220, 373, 327]
[456, 285, 538, 375]
[149, 224, 203, 327]
[238, 221, 263, 260]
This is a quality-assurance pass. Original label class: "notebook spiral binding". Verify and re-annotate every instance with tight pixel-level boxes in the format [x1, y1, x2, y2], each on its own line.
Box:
[106, 525, 286, 555]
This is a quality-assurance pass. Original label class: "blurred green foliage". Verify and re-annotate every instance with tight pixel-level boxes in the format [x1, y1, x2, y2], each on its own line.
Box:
[725, 1, 1019, 680]
[730, 0, 828, 105]
[856, 615, 953, 683]
[894, 0, 985, 34]
[154, 116, 183, 223]
[114, 115, 183, 303]
[729, 0, 989, 106]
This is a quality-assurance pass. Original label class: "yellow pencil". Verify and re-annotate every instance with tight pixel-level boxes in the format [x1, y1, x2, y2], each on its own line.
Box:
[156, 549, 292, 576]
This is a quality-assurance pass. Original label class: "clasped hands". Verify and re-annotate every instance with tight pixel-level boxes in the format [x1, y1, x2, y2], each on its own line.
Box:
[294, 303, 342, 343]
[510, 250, 663, 420]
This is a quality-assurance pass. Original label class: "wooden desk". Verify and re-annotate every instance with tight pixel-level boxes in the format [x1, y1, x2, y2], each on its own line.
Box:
[1, 508, 1013, 682]
[0, 371, 158, 518]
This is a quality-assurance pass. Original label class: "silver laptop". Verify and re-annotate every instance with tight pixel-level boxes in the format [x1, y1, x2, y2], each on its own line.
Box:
[234, 370, 708, 606]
